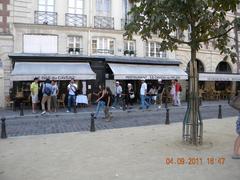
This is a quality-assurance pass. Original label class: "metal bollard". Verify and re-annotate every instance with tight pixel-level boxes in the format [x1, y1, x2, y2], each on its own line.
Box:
[20, 103, 24, 116]
[13, 101, 16, 111]
[1, 117, 7, 139]
[165, 108, 170, 124]
[165, 98, 168, 109]
[218, 105, 222, 119]
[90, 113, 95, 132]
[122, 97, 126, 111]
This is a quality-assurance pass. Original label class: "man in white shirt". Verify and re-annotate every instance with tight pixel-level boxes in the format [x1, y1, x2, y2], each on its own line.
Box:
[67, 78, 78, 112]
[112, 81, 123, 109]
[140, 78, 150, 109]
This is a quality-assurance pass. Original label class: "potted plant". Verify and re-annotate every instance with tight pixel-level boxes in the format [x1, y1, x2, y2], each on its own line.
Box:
[68, 48, 74, 54]
[124, 50, 129, 56]
[75, 48, 80, 54]
[129, 50, 135, 56]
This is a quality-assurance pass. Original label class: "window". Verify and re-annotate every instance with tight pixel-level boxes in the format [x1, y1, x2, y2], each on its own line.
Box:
[68, 0, 83, 14]
[122, 0, 133, 18]
[92, 37, 114, 55]
[145, 42, 166, 58]
[176, 28, 184, 40]
[38, 0, 55, 12]
[124, 40, 136, 56]
[67, 36, 83, 54]
[23, 34, 58, 53]
[204, 41, 209, 49]
[36, 0, 56, 25]
[216, 62, 232, 73]
[96, 0, 111, 16]
[237, 3, 240, 10]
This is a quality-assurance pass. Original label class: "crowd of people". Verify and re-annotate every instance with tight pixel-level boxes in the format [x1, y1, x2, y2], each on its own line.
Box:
[30, 77, 77, 115]
[29, 77, 182, 120]
[30, 77, 59, 115]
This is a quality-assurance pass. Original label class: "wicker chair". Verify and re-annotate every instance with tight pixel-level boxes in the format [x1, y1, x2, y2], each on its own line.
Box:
[57, 94, 66, 108]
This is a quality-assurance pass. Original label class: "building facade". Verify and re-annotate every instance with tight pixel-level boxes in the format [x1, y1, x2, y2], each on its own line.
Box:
[0, 0, 239, 107]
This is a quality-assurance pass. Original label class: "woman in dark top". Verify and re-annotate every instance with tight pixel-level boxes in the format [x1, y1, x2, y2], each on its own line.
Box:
[104, 87, 113, 121]
[126, 83, 134, 109]
[94, 87, 106, 119]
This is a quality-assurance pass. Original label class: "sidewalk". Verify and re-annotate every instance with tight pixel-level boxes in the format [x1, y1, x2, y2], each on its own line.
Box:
[0, 117, 239, 180]
[0, 100, 230, 119]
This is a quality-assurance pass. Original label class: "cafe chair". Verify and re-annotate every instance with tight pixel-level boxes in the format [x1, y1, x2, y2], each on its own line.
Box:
[57, 94, 66, 108]
[5, 96, 14, 110]
[22, 95, 31, 107]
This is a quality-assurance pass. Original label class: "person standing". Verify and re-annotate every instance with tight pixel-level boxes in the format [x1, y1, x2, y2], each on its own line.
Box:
[229, 92, 240, 159]
[94, 88, 107, 119]
[104, 87, 113, 121]
[156, 79, 165, 109]
[140, 78, 149, 109]
[67, 78, 78, 112]
[233, 112, 240, 159]
[30, 77, 39, 113]
[170, 80, 176, 106]
[41, 79, 52, 115]
[175, 79, 181, 106]
[112, 81, 123, 109]
[126, 83, 134, 109]
[51, 80, 59, 112]
[148, 85, 157, 104]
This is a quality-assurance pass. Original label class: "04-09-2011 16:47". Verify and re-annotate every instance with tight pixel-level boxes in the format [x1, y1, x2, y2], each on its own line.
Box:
[165, 157, 225, 166]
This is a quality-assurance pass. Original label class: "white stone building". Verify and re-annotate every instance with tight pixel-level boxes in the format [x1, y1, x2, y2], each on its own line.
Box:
[0, 0, 239, 108]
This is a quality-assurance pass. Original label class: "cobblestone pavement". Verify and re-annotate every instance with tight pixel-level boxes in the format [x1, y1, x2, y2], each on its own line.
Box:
[0, 101, 238, 137]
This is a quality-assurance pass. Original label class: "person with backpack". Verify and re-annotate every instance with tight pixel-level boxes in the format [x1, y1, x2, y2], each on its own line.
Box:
[175, 79, 182, 106]
[51, 80, 59, 113]
[41, 79, 53, 115]
[67, 78, 78, 113]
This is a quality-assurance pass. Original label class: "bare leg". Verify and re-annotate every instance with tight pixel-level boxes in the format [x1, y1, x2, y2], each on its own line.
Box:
[234, 135, 240, 155]
[32, 103, 35, 112]
[41, 96, 47, 111]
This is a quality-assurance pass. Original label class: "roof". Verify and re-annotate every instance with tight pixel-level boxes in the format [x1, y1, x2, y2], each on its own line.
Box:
[8, 53, 181, 65]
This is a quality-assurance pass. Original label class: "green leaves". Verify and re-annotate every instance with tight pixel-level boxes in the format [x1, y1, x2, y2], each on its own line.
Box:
[124, 0, 240, 57]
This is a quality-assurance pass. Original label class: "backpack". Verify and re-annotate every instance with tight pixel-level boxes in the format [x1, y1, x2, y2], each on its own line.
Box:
[44, 85, 52, 96]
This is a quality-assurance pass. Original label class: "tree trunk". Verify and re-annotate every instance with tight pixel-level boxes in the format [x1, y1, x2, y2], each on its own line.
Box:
[183, 47, 203, 145]
[189, 48, 198, 144]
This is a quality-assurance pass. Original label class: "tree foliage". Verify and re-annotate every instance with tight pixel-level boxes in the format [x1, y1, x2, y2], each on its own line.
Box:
[124, 0, 240, 62]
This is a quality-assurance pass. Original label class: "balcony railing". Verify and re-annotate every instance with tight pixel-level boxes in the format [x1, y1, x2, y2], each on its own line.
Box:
[68, 48, 83, 55]
[93, 49, 114, 55]
[94, 16, 114, 29]
[34, 11, 57, 25]
[65, 13, 87, 27]
[146, 52, 167, 58]
[121, 18, 132, 30]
